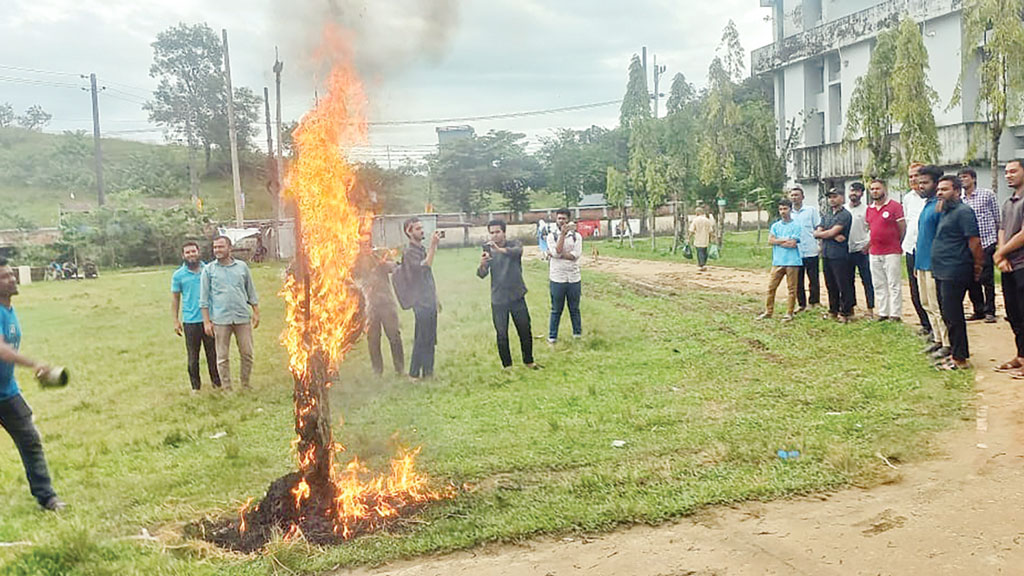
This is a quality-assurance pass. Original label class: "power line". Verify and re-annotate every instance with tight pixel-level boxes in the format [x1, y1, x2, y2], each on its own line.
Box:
[0, 74, 81, 90]
[0, 64, 79, 77]
[366, 99, 622, 126]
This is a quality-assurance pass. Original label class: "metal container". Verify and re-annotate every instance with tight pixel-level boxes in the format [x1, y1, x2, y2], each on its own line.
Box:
[38, 366, 69, 389]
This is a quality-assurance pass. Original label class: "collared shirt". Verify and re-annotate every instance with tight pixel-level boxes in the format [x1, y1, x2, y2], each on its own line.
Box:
[845, 202, 870, 252]
[546, 230, 582, 283]
[200, 259, 259, 324]
[932, 201, 980, 281]
[819, 207, 852, 260]
[769, 218, 802, 266]
[403, 242, 438, 310]
[865, 199, 905, 256]
[171, 262, 206, 324]
[791, 204, 821, 258]
[901, 190, 925, 254]
[915, 196, 941, 271]
[477, 240, 528, 305]
[1001, 193, 1024, 270]
[688, 215, 715, 249]
[964, 187, 1000, 248]
[0, 304, 22, 402]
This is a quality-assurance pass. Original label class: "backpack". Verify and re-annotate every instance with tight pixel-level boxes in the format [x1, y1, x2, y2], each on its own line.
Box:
[391, 261, 415, 310]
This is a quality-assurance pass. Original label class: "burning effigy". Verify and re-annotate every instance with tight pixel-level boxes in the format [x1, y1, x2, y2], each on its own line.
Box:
[192, 29, 453, 552]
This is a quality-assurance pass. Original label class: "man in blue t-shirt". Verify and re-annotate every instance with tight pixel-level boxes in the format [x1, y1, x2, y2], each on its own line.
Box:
[0, 258, 65, 511]
[915, 165, 948, 358]
[172, 241, 221, 392]
[759, 198, 803, 321]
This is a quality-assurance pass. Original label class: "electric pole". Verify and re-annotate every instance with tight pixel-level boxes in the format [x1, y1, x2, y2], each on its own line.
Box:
[274, 48, 285, 221]
[652, 54, 666, 119]
[84, 73, 105, 206]
[222, 28, 244, 226]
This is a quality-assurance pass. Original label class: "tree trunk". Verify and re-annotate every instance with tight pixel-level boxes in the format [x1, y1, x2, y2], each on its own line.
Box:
[736, 208, 743, 234]
[650, 207, 657, 251]
[716, 189, 725, 248]
[204, 143, 212, 173]
[671, 200, 678, 254]
[756, 206, 762, 244]
[991, 130, 1001, 192]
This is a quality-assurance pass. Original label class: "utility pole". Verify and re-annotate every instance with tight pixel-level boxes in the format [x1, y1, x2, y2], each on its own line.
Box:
[84, 73, 105, 206]
[386, 145, 392, 170]
[263, 85, 277, 201]
[274, 48, 285, 221]
[652, 53, 667, 119]
[222, 28, 244, 226]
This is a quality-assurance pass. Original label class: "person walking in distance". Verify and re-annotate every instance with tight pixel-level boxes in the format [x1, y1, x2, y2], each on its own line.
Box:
[846, 182, 875, 318]
[171, 241, 221, 392]
[353, 241, 404, 376]
[915, 165, 949, 360]
[758, 198, 802, 321]
[931, 175, 984, 370]
[903, 162, 933, 337]
[993, 160, 1024, 377]
[815, 188, 855, 322]
[688, 206, 716, 271]
[790, 186, 822, 312]
[865, 179, 906, 321]
[200, 235, 260, 390]
[960, 167, 1000, 323]
[402, 217, 441, 379]
[477, 219, 539, 369]
[0, 258, 66, 511]
[546, 208, 583, 343]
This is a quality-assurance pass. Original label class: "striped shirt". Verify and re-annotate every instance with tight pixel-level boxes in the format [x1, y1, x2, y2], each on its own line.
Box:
[964, 187, 1000, 248]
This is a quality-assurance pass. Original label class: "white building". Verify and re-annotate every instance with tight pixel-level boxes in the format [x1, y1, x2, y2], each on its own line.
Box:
[752, 0, 1023, 199]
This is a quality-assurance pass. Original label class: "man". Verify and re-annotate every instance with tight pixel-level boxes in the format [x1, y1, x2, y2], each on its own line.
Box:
[402, 217, 441, 379]
[932, 175, 984, 370]
[865, 179, 906, 321]
[688, 206, 716, 271]
[758, 198, 802, 321]
[915, 165, 949, 359]
[546, 208, 583, 343]
[993, 160, 1024, 376]
[960, 166, 1000, 323]
[354, 242, 404, 376]
[846, 182, 874, 318]
[790, 186, 822, 311]
[903, 162, 933, 336]
[0, 258, 65, 511]
[814, 188, 855, 322]
[200, 235, 260, 390]
[172, 241, 221, 392]
[477, 219, 538, 368]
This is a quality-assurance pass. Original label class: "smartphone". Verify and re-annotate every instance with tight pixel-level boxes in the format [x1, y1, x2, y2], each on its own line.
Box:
[482, 243, 492, 254]
[438, 230, 446, 239]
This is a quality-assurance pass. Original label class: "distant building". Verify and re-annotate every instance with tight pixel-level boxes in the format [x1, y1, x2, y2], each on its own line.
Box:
[435, 125, 475, 150]
[753, 0, 1023, 199]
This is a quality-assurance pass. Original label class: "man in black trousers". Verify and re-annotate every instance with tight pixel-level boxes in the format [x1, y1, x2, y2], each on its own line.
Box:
[814, 188, 855, 323]
[477, 219, 539, 369]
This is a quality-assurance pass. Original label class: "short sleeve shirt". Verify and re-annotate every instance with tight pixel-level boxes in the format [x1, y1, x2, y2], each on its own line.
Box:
[0, 305, 22, 402]
[1001, 194, 1024, 271]
[931, 202, 980, 281]
[819, 207, 852, 260]
[403, 242, 437, 310]
[845, 202, 870, 252]
[915, 196, 941, 271]
[865, 200, 905, 255]
[792, 205, 821, 258]
[171, 263, 205, 324]
[769, 219, 803, 266]
[902, 191, 925, 254]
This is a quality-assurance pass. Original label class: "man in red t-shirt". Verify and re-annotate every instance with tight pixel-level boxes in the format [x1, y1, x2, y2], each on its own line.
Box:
[865, 179, 907, 320]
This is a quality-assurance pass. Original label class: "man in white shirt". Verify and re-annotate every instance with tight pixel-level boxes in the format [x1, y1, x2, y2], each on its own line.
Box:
[902, 162, 933, 336]
[846, 182, 874, 318]
[546, 208, 583, 343]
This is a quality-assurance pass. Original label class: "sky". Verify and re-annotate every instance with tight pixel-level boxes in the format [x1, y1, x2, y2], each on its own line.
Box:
[0, 0, 774, 165]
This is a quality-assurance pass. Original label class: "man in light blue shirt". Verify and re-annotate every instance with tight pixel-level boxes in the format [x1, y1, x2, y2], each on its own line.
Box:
[790, 186, 821, 311]
[201, 236, 260, 389]
[759, 198, 803, 321]
[172, 241, 220, 392]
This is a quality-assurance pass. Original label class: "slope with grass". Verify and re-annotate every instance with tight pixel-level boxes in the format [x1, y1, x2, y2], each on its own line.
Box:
[0, 249, 969, 575]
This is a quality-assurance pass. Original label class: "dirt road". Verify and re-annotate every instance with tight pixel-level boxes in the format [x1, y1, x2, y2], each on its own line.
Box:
[343, 256, 1024, 576]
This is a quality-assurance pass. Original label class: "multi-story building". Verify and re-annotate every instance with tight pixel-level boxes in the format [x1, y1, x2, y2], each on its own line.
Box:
[753, 0, 1022, 199]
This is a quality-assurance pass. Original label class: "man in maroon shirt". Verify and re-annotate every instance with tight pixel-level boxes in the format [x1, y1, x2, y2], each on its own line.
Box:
[865, 179, 906, 321]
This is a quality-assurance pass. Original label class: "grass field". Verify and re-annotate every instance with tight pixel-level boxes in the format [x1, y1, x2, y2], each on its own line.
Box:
[591, 230, 772, 270]
[0, 248, 970, 575]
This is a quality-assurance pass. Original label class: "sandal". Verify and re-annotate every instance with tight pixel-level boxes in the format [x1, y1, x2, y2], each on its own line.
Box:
[1010, 370, 1024, 380]
[935, 359, 970, 371]
[994, 359, 1023, 373]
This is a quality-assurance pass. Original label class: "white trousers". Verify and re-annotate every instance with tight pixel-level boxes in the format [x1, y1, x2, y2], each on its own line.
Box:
[917, 269, 947, 346]
[869, 254, 903, 318]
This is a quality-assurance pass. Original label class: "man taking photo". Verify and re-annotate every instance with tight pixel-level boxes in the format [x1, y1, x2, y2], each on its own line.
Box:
[477, 219, 538, 369]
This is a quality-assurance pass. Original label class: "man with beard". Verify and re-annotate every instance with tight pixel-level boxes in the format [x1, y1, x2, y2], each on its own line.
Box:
[994, 160, 1024, 377]
[814, 188, 855, 322]
[846, 182, 874, 318]
[402, 217, 441, 379]
[865, 179, 906, 321]
[915, 165, 949, 360]
[790, 186, 822, 312]
[478, 219, 539, 369]
[172, 241, 221, 392]
[903, 162, 933, 337]
[960, 167, 1000, 323]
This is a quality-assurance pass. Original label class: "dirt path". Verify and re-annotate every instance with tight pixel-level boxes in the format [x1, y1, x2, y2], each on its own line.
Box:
[342, 256, 1024, 576]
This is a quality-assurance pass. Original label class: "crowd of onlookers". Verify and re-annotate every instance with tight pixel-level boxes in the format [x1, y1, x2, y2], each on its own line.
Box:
[762, 161, 1024, 373]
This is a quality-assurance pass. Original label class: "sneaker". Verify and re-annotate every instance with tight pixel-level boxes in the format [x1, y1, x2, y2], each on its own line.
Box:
[547, 338, 556, 344]
[985, 314, 998, 324]
[41, 496, 66, 512]
[796, 306, 807, 314]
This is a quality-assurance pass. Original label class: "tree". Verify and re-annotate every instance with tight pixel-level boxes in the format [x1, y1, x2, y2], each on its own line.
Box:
[620, 54, 651, 130]
[698, 57, 741, 247]
[665, 73, 696, 116]
[719, 20, 746, 82]
[0, 102, 13, 128]
[954, 0, 1024, 190]
[538, 126, 618, 206]
[605, 166, 633, 247]
[47, 131, 93, 193]
[17, 105, 51, 131]
[846, 27, 898, 179]
[892, 17, 941, 170]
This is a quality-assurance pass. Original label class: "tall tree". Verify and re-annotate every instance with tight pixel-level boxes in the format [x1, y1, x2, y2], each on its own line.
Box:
[620, 55, 651, 131]
[954, 0, 1024, 190]
[892, 17, 941, 170]
[665, 73, 696, 116]
[539, 126, 618, 206]
[429, 130, 542, 214]
[698, 57, 740, 247]
[17, 105, 51, 131]
[719, 20, 746, 82]
[0, 102, 13, 128]
[845, 27, 898, 179]
[605, 166, 632, 247]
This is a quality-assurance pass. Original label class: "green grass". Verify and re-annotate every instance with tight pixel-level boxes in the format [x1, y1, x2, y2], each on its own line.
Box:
[592, 230, 772, 270]
[0, 249, 970, 574]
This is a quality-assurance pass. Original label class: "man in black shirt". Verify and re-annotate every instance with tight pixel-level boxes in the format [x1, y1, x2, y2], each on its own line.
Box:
[933, 175, 983, 370]
[403, 217, 440, 379]
[814, 188, 855, 322]
[477, 219, 538, 369]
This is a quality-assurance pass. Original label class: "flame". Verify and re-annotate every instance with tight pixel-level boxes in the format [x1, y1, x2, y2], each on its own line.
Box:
[239, 497, 253, 534]
[291, 478, 311, 509]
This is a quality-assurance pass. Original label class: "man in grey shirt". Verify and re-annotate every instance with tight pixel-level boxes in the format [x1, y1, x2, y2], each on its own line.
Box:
[477, 219, 538, 369]
[846, 182, 874, 318]
[201, 235, 260, 389]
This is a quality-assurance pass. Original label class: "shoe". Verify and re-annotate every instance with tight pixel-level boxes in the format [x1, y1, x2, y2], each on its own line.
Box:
[968, 313, 986, 321]
[41, 496, 66, 512]
[525, 363, 543, 370]
[781, 314, 794, 322]
[822, 313, 837, 321]
[757, 312, 773, 320]
[923, 342, 943, 354]
[888, 317, 902, 322]
[985, 314, 997, 324]
[917, 327, 932, 337]
[875, 315, 889, 322]
[796, 306, 807, 314]
[837, 315, 850, 324]
[930, 346, 951, 359]
[866, 309, 875, 319]
[547, 338, 556, 344]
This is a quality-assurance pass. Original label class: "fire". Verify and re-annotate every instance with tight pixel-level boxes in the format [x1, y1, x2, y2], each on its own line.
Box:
[259, 26, 451, 542]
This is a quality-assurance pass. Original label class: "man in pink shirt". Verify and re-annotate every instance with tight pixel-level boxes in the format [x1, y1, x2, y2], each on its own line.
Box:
[865, 179, 906, 321]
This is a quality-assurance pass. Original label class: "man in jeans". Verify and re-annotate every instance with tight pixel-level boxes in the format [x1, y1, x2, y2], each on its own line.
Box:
[688, 206, 715, 271]
[995, 160, 1024, 377]
[354, 242, 404, 376]
[0, 258, 65, 511]
[815, 188, 855, 322]
[903, 162, 933, 337]
[201, 235, 260, 390]
[403, 217, 441, 379]
[546, 208, 582, 343]
[960, 166, 1000, 323]
[758, 198, 802, 321]
[846, 182, 874, 318]
[477, 219, 539, 369]
[790, 186, 821, 312]
[171, 241, 221, 392]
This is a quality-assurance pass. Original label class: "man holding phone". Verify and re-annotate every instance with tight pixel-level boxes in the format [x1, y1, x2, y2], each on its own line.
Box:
[477, 219, 538, 368]
[546, 208, 583, 343]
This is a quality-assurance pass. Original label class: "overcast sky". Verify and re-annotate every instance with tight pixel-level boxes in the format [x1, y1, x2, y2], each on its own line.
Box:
[1, 0, 773, 164]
